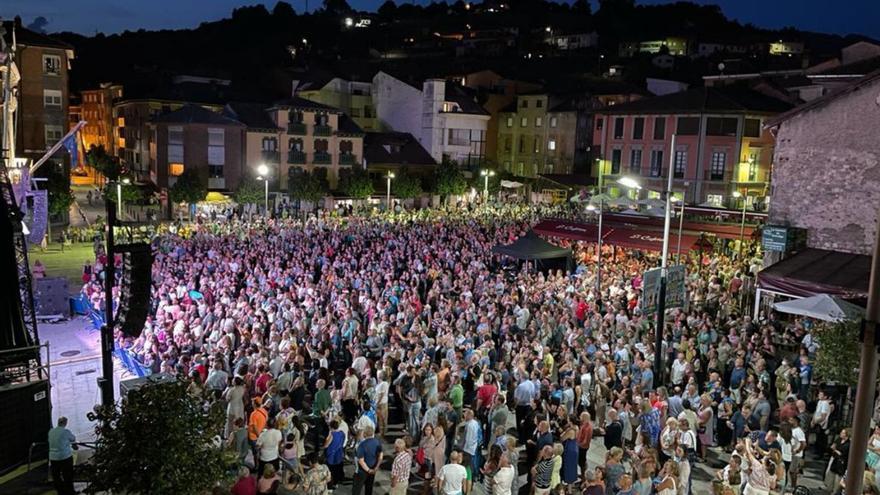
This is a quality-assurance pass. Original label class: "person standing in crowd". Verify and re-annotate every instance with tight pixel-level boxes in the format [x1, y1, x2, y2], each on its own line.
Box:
[438, 451, 469, 495]
[48, 417, 77, 495]
[256, 417, 283, 478]
[390, 438, 412, 495]
[352, 425, 383, 495]
[323, 419, 345, 489]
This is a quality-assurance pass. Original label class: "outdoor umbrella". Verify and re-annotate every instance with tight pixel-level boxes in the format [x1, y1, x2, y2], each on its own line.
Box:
[638, 197, 667, 208]
[772, 293, 865, 322]
[608, 196, 638, 209]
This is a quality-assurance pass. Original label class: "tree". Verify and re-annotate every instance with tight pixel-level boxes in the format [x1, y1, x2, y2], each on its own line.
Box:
[272, 1, 296, 17]
[169, 169, 207, 208]
[234, 177, 265, 205]
[378, 0, 397, 19]
[391, 167, 423, 199]
[84, 381, 229, 494]
[323, 0, 351, 14]
[340, 167, 374, 199]
[434, 159, 467, 198]
[288, 168, 327, 204]
[85, 144, 122, 180]
[45, 168, 75, 218]
[814, 319, 861, 386]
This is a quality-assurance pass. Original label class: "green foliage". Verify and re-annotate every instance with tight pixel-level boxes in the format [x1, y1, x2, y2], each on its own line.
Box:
[85, 380, 229, 494]
[102, 180, 142, 205]
[434, 159, 467, 198]
[85, 145, 122, 180]
[234, 176, 265, 205]
[45, 168, 75, 218]
[391, 167, 423, 199]
[288, 168, 327, 204]
[169, 168, 207, 206]
[340, 167, 374, 199]
[814, 319, 861, 386]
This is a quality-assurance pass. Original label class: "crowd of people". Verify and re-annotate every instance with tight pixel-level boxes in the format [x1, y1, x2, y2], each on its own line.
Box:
[76, 201, 871, 495]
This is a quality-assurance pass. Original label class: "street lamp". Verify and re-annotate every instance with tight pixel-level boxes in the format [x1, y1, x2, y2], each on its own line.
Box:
[733, 190, 747, 255]
[386, 172, 395, 210]
[590, 175, 640, 293]
[653, 133, 678, 385]
[481, 169, 496, 197]
[675, 183, 689, 263]
[116, 177, 131, 217]
[257, 164, 270, 217]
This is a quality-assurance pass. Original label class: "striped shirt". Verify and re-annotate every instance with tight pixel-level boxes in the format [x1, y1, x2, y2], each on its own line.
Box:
[534, 458, 554, 489]
[392, 451, 412, 483]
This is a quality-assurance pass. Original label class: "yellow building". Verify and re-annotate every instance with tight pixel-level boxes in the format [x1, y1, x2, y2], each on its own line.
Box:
[496, 94, 579, 178]
[224, 98, 364, 190]
[295, 76, 378, 131]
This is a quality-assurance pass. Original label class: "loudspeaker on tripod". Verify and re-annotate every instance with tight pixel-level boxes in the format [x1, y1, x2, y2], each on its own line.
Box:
[115, 243, 153, 338]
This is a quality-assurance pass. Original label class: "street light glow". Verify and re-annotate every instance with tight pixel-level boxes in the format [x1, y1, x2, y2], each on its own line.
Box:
[617, 177, 641, 189]
[388, 172, 395, 179]
[586, 204, 597, 211]
[257, 164, 269, 176]
[121, 177, 131, 185]
[733, 191, 743, 198]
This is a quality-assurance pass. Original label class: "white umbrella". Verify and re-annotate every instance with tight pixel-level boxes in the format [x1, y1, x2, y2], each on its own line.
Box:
[645, 207, 666, 217]
[638, 197, 666, 208]
[618, 208, 642, 215]
[772, 294, 865, 322]
[608, 196, 638, 209]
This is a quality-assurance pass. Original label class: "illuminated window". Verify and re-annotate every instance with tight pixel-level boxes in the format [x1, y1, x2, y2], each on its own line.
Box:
[548, 139, 556, 151]
[169, 163, 184, 176]
[535, 117, 543, 127]
[520, 117, 528, 127]
[117, 117, 125, 127]
[43, 55, 61, 75]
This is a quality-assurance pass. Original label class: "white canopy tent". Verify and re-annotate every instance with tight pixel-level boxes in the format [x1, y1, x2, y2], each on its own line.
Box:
[772, 293, 865, 322]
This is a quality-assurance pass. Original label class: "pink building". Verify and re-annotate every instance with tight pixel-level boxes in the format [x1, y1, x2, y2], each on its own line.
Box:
[592, 87, 791, 209]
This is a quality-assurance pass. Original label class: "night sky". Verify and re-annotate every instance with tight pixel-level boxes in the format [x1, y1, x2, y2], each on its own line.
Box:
[2, 0, 877, 39]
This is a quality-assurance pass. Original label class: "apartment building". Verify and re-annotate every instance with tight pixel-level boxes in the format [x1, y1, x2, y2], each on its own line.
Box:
[294, 74, 377, 131]
[496, 94, 580, 177]
[372, 71, 489, 169]
[3, 21, 74, 164]
[592, 86, 791, 209]
[78, 83, 123, 154]
[148, 104, 246, 191]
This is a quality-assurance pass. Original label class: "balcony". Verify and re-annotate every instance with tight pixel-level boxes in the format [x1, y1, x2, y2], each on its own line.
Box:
[313, 125, 333, 137]
[287, 122, 307, 135]
[313, 151, 331, 164]
[261, 150, 280, 163]
[287, 150, 306, 164]
[339, 153, 358, 165]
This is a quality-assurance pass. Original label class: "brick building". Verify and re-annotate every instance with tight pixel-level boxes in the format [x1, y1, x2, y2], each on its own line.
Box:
[765, 71, 880, 255]
[592, 86, 791, 208]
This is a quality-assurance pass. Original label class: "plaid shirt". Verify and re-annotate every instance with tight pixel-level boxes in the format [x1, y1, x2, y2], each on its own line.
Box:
[391, 451, 412, 483]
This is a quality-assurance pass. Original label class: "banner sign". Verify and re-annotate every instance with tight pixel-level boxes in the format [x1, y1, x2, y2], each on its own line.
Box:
[640, 264, 686, 313]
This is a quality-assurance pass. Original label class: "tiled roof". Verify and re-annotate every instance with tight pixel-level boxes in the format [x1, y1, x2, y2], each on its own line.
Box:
[151, 104, 244, 126]
[766, 69, 880, 127]
[270, 96, 340, 113]
[364, 132, 436, 166]
[2, 21, 72, 50]
[444, 82, 488, 115]
[598, 86, 792, 115]
[223, 102, 279, 130]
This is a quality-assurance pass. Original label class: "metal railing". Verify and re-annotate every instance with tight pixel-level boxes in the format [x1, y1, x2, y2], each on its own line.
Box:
[313, 125, 333, 137]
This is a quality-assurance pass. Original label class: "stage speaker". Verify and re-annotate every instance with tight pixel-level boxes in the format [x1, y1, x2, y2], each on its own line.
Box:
[0, 380, 51, 474]
[119, 372, 175, 398]
[115, 243, 153, 339]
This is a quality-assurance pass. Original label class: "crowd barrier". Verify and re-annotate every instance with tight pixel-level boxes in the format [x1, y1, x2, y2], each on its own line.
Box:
[85, 309, 151, 378]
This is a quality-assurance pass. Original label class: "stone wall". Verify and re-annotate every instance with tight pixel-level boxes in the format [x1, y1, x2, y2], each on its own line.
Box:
[769, 79, 880, 255]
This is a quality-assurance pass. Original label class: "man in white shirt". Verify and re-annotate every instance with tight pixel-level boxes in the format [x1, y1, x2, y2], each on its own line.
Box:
[256, 417, 283, 476]
[493, 455, 515, 495]
[438, 451, 470, 495]
[374, 370, 390, 437]
[789, 416, 807, 487]
[671, 352, 688, 386]
[205, 360, 229, 392]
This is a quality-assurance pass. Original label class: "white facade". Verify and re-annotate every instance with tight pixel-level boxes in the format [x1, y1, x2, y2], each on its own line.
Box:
[545, 32, 598, 51]
[372, 71, 489, 165]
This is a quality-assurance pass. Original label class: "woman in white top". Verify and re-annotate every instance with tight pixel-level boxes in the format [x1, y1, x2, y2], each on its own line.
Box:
[223, 376, 246, 437]
[675, 445, 691, 495]
[659, 418, 678, 464]
[657, 460, 679, 495]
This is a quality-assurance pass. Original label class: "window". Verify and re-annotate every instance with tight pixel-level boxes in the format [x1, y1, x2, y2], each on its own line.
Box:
[314, 139, 329, 152]
[550, 116, 558, 128]
[536, 99, 543, 108]
[706, 117, 738, 136]
[743, 118, 761, 138]
[364, 106, 374, 118]
[533, 137, 540, 153]
[613, 117, 625, 139]
[653, 117, 666, 140]
[548, 139, 556, 151]
[673, 150, 687, 178]
[169, 163, 184, 176]
[448, 129, 470, 146]
[339, 140, 353, 153]
[521, 99, 528, 108]
[517, 162, 524, 176]
[676, 117, 700, 135]
[649, 149, 663, 177]
[611, 149, 622, 174]
[43, 89, 63, 107]
[630, 149, 642, 173]
[518, 137, 525, 153]
[261, 137, 278, 151]
[506, 117, 514, 128]
[43, 55, 62, 75]
[504, 136, 512, 152]
[710, 151, 726, 180]
[350, 108, 361, 118]
[632, 117, 644, 140]
[520, 117, 528, 127]
[44, 125, 63, 146]
[535, 117, 543, 127]
[596, 118, 604, 130]
[289, 138, 303, 151]
[748, 149, 760, 181]
[706, 194, 723, 207]
[207, 128, 225, 177]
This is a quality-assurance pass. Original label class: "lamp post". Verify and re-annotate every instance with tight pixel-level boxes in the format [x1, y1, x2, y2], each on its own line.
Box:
[733, 190, 747, 255]
[257, 164, 269, 217]
[386, 172, 395, 210]
[116, 177, 130, 217]
[675, 183, 688, 264]
[653, 133, 677, 385]
[481, 169, 496, 198]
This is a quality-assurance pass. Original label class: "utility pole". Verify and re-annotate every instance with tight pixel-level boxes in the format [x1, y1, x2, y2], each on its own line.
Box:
[653, 134, 676, 385]
[99, 196, 116, 407]
[844, 210, 880, 495]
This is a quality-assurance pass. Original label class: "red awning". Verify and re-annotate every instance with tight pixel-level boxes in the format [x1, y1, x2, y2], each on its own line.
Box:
[532, 219, 602, 242]
[602, 227, 702, 252]
[601, 213, 758, 240]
